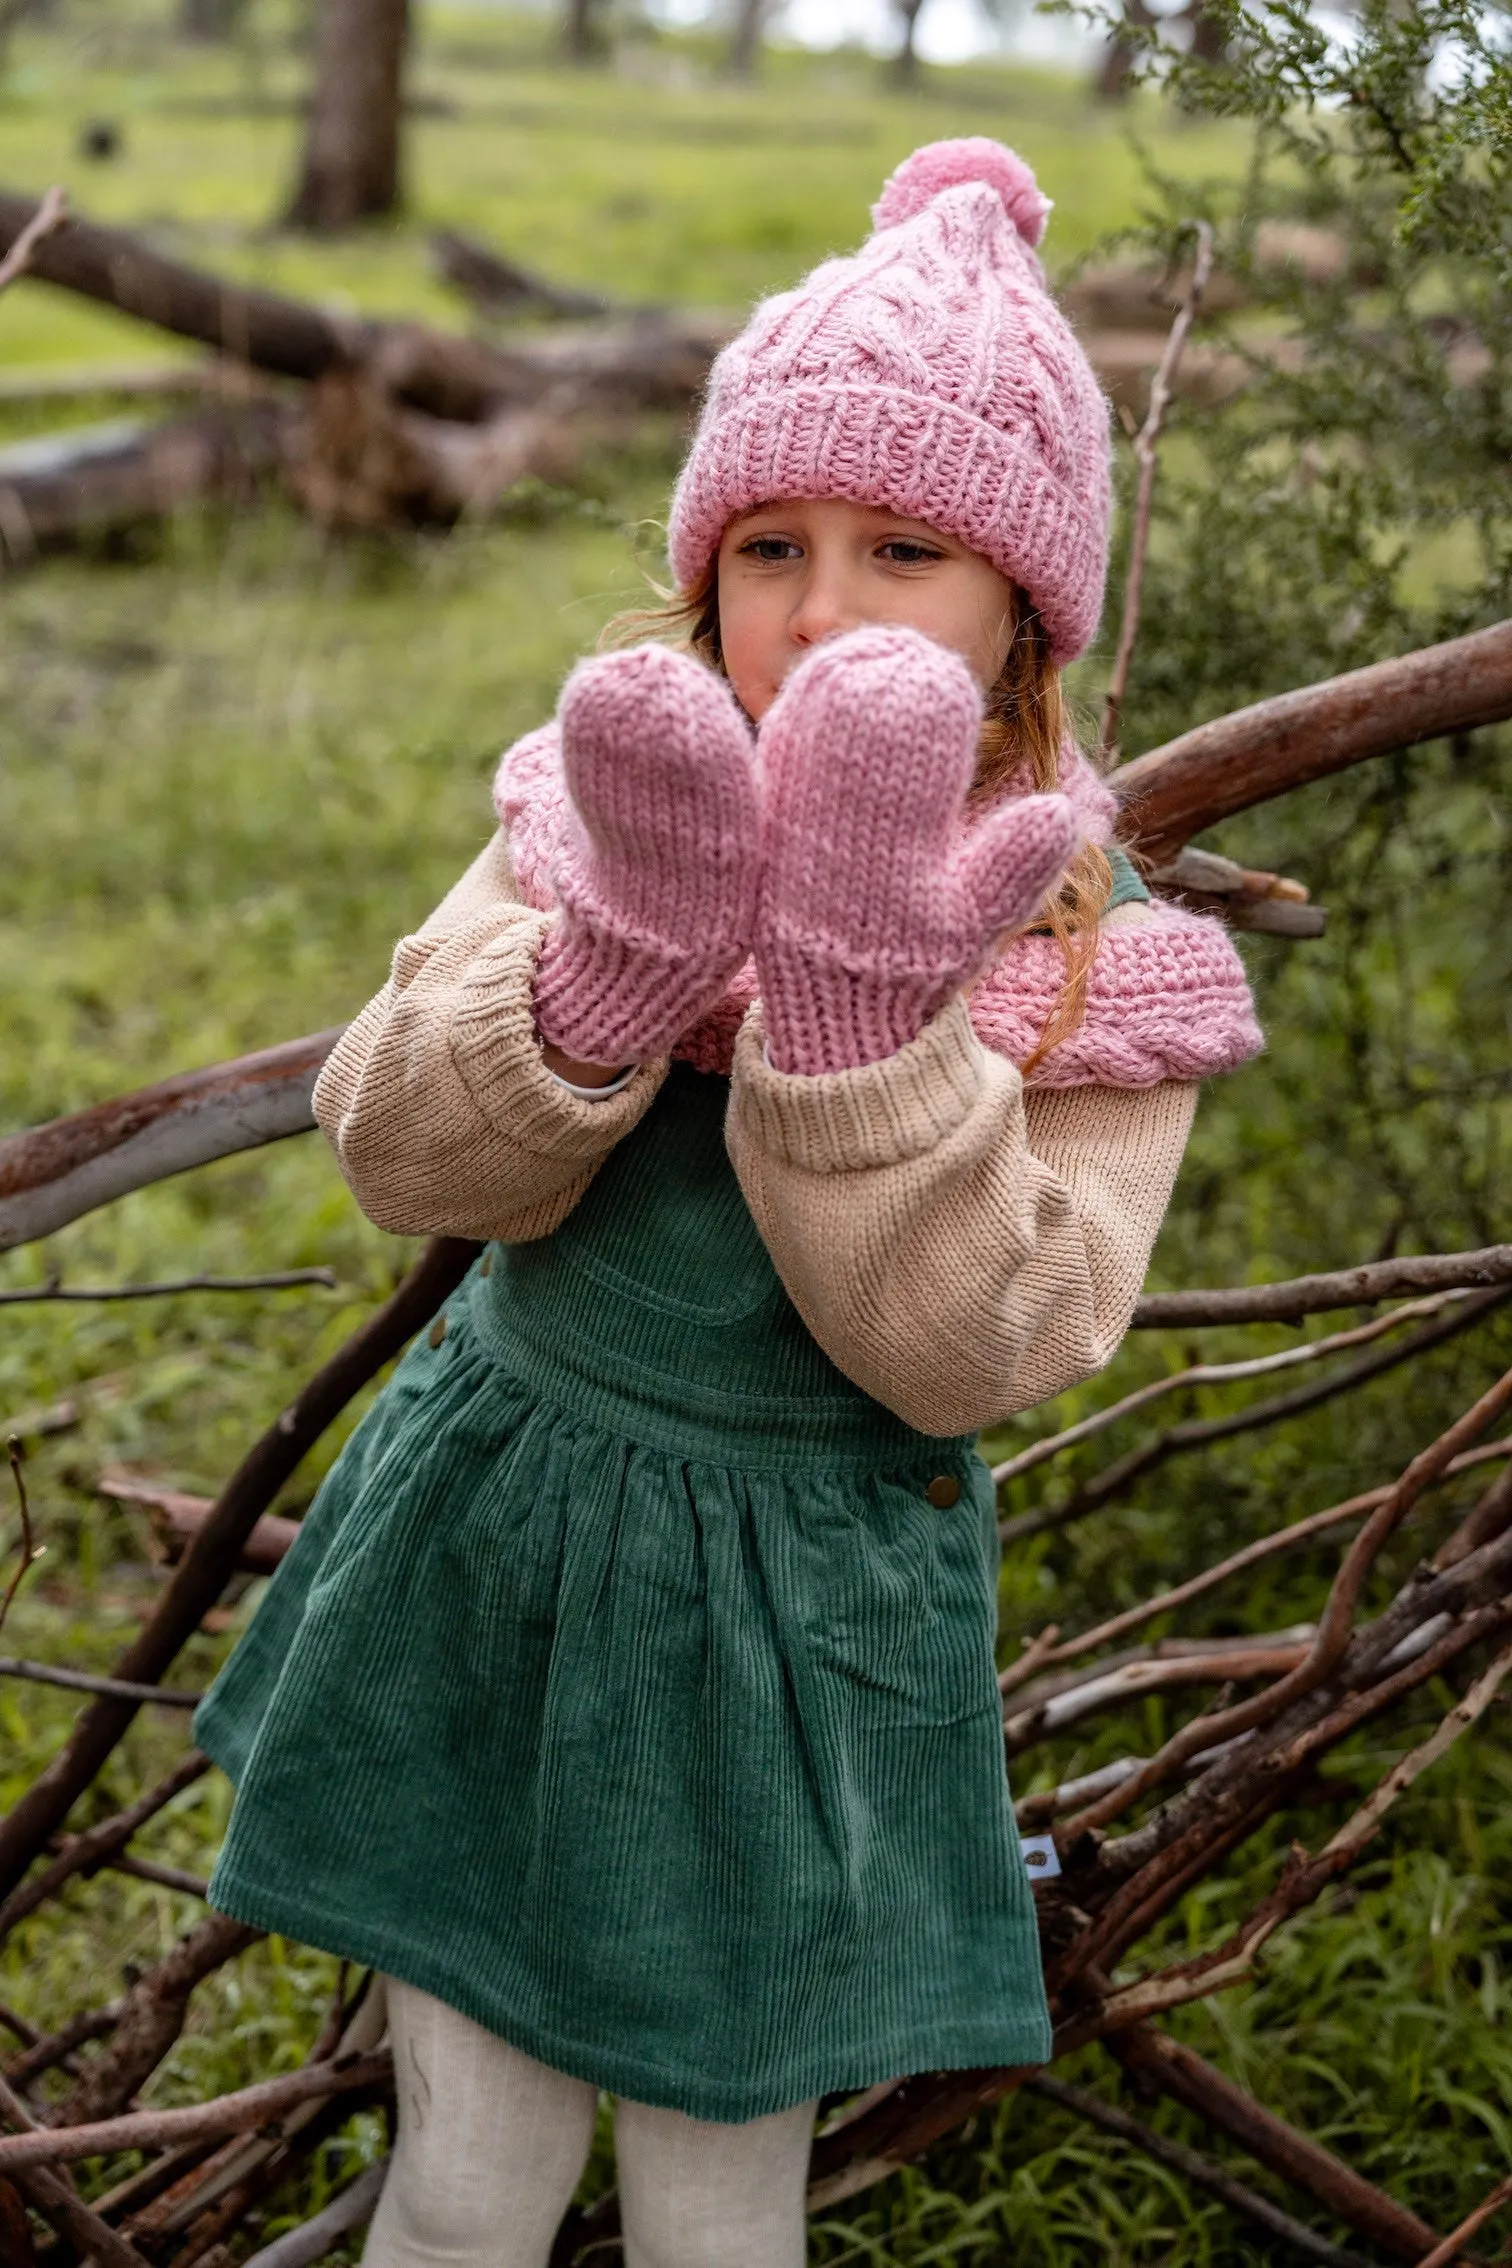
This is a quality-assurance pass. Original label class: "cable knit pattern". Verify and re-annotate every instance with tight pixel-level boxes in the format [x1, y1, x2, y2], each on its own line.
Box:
[753, 625, 1078, 1073]
[494, 713, 1261, 1089]
[667, 137, 1111, 664]
[529, 645, 759, 1067]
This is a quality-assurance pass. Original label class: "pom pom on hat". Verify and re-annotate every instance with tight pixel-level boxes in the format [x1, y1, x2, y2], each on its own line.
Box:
[872, 137, 1052, 248]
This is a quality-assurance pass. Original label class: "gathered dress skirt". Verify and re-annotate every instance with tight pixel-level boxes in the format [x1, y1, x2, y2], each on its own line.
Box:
[195, 1062, 1052, 2122]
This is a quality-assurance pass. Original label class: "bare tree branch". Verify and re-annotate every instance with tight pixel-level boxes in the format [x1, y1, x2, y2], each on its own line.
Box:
[0, 186, 65, 298]
[1098, 219, 1214, 766]
[1112, 618, 1512, 865]
[0, 2051, 393, 2171]
[0, 1268, 337, 1306]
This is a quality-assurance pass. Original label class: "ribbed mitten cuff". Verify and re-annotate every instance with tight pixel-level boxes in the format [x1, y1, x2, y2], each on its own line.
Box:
[756, 937, 955, 1075]
[532, 917, 744, 1070]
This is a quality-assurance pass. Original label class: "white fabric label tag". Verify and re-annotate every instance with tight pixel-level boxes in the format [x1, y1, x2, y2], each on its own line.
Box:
[1019, 1833, 1062, 1881]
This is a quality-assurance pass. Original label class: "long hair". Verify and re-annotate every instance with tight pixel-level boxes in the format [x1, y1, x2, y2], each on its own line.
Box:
[607, 570, 1110, 1073]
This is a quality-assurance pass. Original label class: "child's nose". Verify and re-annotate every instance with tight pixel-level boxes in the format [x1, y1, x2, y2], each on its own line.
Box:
[788, 570, 860, 649]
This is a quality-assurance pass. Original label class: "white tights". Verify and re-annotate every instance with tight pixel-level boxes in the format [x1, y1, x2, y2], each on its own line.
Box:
[362, 1980, 817, 2268]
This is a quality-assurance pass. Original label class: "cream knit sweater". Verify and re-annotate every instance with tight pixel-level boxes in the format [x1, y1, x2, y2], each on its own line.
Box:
[314, 830, 1196, 1436]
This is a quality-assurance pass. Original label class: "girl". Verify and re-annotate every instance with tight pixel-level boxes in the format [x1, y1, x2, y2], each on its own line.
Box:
[194, 138, 1261, 2267]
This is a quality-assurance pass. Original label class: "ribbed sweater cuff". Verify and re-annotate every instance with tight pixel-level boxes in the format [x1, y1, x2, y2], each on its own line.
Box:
[731, 992, 995, 1173]
[449, 911, 665, 1156]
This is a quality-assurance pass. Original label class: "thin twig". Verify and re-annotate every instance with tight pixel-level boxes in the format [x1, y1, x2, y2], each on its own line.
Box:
[993, 1291, 1467, 1484]
[1098, 219, 1214, 764]
[0, 1656, 202, 1707]
[0, 1267, 338, 1306]
[1008, 1438, 1512, 1675]
[0, 187, 67, 299]
[0, 1437, 45, 1640]
[1413, 2173, 1512, 2268]
[0, 2050, 394, 2171]
[1000, 1287, 1508, 1545]
[0, 1751, 208, 1941]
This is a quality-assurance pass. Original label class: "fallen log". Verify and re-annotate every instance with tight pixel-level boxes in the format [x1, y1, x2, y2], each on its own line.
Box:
[0, 404, 281, 563]
[0, 190, 727, 425]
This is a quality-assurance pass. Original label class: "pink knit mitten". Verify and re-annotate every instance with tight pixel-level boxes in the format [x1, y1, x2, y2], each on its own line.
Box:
[533, 645, 759, 1066]
[754, 625, 1079, 1075]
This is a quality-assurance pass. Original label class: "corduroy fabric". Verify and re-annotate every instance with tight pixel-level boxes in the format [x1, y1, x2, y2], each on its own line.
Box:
[197, 1063, 1051, 2124]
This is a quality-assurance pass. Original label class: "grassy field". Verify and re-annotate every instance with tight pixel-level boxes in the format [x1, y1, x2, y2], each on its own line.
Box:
[2, 14, 1511, 2263]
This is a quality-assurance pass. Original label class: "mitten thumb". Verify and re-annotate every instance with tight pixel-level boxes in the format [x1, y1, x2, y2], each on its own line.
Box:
[954, 793, 1080, 949]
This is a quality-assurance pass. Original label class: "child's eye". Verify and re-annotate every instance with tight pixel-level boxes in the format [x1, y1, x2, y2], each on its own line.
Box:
[738, 536, 802, 563]
[877, 540, 943, 565]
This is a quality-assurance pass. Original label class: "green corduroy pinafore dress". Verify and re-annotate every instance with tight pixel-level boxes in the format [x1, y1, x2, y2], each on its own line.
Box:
[195, 1060, 1052, 2122]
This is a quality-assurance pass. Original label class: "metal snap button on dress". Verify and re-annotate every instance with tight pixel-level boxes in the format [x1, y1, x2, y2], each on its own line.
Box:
[925, 1474, 961, 1510]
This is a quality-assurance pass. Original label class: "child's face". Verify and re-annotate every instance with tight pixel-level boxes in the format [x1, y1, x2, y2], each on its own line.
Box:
[715, 497, 1018, 723]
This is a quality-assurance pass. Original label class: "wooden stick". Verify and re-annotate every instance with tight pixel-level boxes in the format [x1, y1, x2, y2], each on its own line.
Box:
[1027, 2073, 1374, 2268]
[0, 2069, 152, 2267]
[0, 186, 65, 297]
[1132, 1242, 1512, 1328]
[1098, 219, 1214, 765]
[1013, 1438, 1511, 1672]
[0, 1440, 43, 1640]
[0, 1236, 480, 1903]
[1412, 2173, 1512, 2268]
[0, 1028, 344, 1254]
[993, 1290, 1466, 1484]
[0, 2051, 393, 2171]
[1110, 2029, 1449, 2264]
[0, 1750, 208, 1939]
[237, 2159, 389, 2268]
[1112, 617, 1512, 866]
[1002, 1287, 1507, 1545]
[0, 1268, 337, 1305]
[0, 1656, 202, 1707]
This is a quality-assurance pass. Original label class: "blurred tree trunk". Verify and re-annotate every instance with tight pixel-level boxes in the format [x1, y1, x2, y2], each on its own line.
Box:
[284, 0, 410, 232]
[1095, 0, 1152, 99]
[564, 0, 608, 61]
[728, 0, 767, 76]
[178, 0, 250, 36]
[892, 0, 925, 83]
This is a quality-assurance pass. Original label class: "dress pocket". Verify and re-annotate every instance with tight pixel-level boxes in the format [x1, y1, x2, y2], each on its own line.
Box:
[796, 1461, 998, 1729]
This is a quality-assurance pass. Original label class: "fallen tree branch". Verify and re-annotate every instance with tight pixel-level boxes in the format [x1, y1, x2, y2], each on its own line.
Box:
[1110, 2028, 1450, 2265]
[48, 1912, 259, 2127]
[0, 191, 726, 426]
[97, 1468, 297, 1576]
[0, 2070, 153, 2267]
[1027, 2073, 1373, 2268]
[0, 2049, 393, 2171]
[0, 1027, 343, 1253]
[237, 2158, 389, 2268]
[0, 1235, 479, 1902]
[1112, 618, 1512, 865]
[0, 1267, 336, 1305]
[1131, 1243, 1512, 1328]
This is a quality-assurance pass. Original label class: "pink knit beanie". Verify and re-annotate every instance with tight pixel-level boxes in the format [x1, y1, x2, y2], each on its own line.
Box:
[668, 137, 1111, 664]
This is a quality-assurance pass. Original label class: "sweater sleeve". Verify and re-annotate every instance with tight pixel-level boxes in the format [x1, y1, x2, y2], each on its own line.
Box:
[726, 991, 1196, 1437]
[312, 826, 667, 1243]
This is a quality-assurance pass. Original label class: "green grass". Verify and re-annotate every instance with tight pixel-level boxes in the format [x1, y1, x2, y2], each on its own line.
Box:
[1, 14, 1510, 2263]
